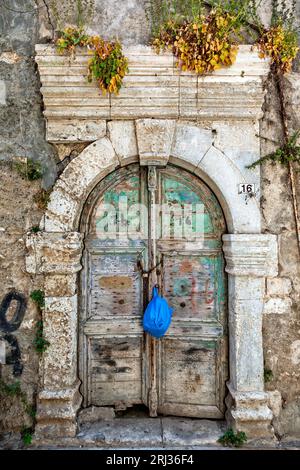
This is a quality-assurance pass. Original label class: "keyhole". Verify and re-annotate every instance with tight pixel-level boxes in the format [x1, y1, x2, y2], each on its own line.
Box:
[180, 302, 186, 308]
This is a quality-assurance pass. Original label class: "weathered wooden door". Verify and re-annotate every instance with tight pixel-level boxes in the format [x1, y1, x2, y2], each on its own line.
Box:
[79, 164, 227, 418]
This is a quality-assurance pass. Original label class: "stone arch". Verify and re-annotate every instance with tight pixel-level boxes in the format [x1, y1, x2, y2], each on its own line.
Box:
[41, 122, 261, 234]
[26, 120, 277, 439]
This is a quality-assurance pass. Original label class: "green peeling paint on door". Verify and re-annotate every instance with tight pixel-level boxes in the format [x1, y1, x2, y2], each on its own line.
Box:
[79, 163, 228, 419]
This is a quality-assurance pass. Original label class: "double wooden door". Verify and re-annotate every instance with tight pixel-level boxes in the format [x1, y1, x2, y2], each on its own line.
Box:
[79, 164, 227, 418]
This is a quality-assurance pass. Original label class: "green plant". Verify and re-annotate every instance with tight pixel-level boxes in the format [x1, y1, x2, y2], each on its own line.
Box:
[56, 26, 90, 56]
[256, 0, 299, 73]
[264, 368, 274, 383]
[149, 1, 260, 75]
[21, 427, 33, 446]
[218, 428, 247, 447]
[14, 159, 43, 181]
[30, 225, 41, 234]
[0, 379, 36, 422]
[33, 189, 51, 210]
[87, 37, 129, 95]
[248, 130, 300, 169]
[30, 290, 45, 309]
[34, 320, 50, 354]
[56, 27, 129, 95]
[0, 379, 22, 397]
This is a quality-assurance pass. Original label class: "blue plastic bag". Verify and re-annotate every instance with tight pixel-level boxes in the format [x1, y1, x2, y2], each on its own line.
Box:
[143, 287, 173, 339]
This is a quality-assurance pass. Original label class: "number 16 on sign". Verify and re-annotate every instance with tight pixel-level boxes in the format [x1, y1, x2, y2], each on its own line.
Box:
[239, 183, 256, 194]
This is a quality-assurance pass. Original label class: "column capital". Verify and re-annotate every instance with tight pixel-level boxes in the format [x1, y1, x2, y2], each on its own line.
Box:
[222, 234, 278, 277]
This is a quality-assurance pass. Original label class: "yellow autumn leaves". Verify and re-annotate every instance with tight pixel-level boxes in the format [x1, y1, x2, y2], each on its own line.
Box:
[257, 23, 299, 74]
[152, 10, 239, 75]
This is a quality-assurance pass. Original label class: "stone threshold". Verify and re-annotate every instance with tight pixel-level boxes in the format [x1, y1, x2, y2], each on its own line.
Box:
[2, 417, 293, 449]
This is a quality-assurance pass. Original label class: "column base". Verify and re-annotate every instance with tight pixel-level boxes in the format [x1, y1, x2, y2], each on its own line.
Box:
[225, 383, 274, 439]
[35, 380, 82, 438]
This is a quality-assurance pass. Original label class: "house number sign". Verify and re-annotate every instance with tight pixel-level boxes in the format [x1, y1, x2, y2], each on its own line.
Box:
[239, 184, 256, 194]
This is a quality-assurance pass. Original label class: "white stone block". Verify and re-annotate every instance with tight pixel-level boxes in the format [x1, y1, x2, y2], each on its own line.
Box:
[228, 276, 265, 301]
[44, 296, 78, 389]
[223, 234, 278, 277]
[47, 120, 106, 142]
[267, 277, 292, 296]
[263, 298, 292, 314]
[0, 80, 6, 105]
[268, 391, 282, 418]
[60, 137, 118, 199]
[45, 186, 78, 232]
[25, 232, 83, 275]
[45, 274, 77, 297]
[200, 149, 261, 233]
[290, 340, 300, 365]
[213, 121, 260, 154]
[108, 120, 138, 162]
[171, 123, 212, 167]
[136, 119, 176, 165]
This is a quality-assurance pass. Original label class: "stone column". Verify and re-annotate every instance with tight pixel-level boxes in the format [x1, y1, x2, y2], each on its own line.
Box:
[26, 232, 84, 438]
[222, 234, 278, 438]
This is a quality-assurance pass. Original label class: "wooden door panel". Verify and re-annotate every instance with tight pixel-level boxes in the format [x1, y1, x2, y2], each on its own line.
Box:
[88, 251, 143, 319]
[162, 254, 225, 321]
[90, 379, 142, 406]
[158, 338, 224, 418]
[157, 169, 227, 418]
[80, 164, 227, 417]
[88, 336, 143, 406]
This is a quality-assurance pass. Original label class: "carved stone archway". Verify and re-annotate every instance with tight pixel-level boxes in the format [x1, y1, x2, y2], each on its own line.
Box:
[26, 121, 277, 439]
[26, 45, 278, 439]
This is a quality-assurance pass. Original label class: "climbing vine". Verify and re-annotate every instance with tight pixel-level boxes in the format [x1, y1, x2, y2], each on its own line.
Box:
[247, 131, 300, 169]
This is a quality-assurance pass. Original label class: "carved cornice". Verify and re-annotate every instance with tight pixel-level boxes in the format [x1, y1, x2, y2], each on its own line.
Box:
[35, 44, 270, 143]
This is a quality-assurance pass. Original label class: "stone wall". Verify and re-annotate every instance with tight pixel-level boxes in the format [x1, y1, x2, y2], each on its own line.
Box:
[261, 73, 300, 438]
[0, 0, 300, 441]
[0, 0, 56, 433]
